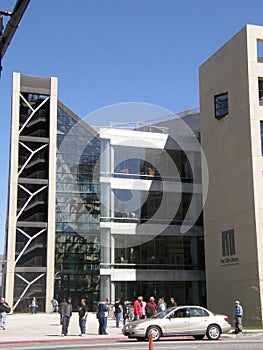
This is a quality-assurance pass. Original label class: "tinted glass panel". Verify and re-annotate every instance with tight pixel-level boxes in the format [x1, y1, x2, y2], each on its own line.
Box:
[214, 93, 229, 119]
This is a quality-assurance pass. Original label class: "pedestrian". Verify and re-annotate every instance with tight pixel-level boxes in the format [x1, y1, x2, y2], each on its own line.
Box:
[51, 297, 58, 312]
[234, 300, 243, 334]
[157, 297, 166, 312]
[122, 300, 129, 325]
[0, 297, 11, 330]
[133, 296, 143, 320]
[141, 299, 146, 319]
[58, 298, 67, 315]
[97, 298, 109, 335]
[78, 299, 88, 336]
[30, 296, 38, 314]
[145, 296, 157, 318]
[114, 297, 122, 327]
[59, 297, 72, 336]
[168, 296, 177, 308]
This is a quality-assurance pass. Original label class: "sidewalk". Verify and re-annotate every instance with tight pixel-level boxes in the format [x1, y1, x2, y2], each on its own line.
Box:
[0, 312, 125, 345]
[0, 312, 263, 345]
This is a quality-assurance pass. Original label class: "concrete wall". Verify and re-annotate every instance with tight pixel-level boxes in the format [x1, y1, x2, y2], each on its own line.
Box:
[200, 24, 263, 326]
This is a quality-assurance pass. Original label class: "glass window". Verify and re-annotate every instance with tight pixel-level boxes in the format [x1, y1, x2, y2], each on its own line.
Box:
[174, 308, 189, 318]
[114, 235, 204, 269]
[190, 307, 209, 317]
[222, 229, 235, 256]
[257, 40, 263, 63]
[114, 280, 206, 307]
[260, 121, 263, 155]
[214, 92, 229, 119]
[55, 105, 100, 308]
[259, 78, 263, 106]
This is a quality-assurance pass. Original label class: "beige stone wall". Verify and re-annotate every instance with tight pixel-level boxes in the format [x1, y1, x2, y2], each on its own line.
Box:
[200, 25, 263, 326]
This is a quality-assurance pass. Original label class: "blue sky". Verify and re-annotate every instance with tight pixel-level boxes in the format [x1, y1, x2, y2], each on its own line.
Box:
[1, 0, 263, 253]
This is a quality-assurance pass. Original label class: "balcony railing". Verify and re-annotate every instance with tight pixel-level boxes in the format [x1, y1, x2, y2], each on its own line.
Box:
[100, 171, 197, 183]
[99, 217, 204, 226]
[100, 263, 204, 270]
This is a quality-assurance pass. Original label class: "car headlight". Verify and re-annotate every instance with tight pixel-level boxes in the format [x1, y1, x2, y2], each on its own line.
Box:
[127, 324, 137, 329]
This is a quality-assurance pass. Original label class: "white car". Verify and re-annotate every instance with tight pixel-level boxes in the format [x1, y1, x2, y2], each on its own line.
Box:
[123, 305, 231, 341]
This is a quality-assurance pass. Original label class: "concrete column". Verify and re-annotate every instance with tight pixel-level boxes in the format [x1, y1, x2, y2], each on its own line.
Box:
[100, 227, 111, 301]
[100, 137, 112, 301]
[190, 237, 198, 267]
[5, 73, 21, 308]
[100, 275, 111, 301]
[45, 77, 58, 312]
[191, 282, 200, 305]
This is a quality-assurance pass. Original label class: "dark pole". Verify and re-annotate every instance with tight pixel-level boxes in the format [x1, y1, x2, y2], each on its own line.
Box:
[0, 0, 30, 73]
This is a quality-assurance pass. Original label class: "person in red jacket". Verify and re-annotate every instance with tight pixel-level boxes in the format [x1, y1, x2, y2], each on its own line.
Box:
[133, 296, 143, 320]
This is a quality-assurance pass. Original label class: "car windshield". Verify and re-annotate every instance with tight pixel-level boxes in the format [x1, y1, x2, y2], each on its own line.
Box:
[151, 307, 175, 319]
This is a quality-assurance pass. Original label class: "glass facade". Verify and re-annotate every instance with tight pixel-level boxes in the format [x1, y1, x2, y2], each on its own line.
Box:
[113, 146, 200, 181]
[111, 189, 202, 225]
[6, 75, 205, 314]
[100, 125, 205, 306]
[115, 235, 205, 268]
[114, 281, 206, 306]
[111, 217, 205, 305]
[6, 73, 205, 312]
[55, 106, 100, 310]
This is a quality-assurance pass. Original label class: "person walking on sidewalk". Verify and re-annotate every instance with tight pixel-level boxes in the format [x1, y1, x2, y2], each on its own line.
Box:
[234, 300, 243, 334]
[122, 300, 129, 325]
[51, 297, 58, 312]
[97, 298, 109, 335]
[133, 296, 143, 320]
[168, 296, 177, 308]
[78, 299, 88, 336]
[145, 296, 157, 318]
[114, 298, 122, 327]
[30, 296, 38, 314]
[0, 297, 11, 330]
[59, 297, 72, 336]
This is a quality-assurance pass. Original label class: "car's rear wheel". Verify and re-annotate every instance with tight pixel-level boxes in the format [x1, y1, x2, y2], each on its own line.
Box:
[193, 334, 205, 340]
[147, 326, 162, 341]
[206, 324, 221, 340]
[136, 337, 146, 342]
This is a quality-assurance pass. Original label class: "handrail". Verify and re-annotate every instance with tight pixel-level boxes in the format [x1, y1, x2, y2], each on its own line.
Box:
[100, 263, 204, 270]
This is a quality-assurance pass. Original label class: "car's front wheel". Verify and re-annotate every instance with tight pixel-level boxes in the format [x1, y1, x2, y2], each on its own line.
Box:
[206, 324, 221, 340]
[147, 326, 162, 341]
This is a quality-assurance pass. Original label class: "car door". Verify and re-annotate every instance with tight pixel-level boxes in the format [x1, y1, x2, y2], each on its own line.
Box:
[163, 307, 190, 336]
[188, 307, 210, 334]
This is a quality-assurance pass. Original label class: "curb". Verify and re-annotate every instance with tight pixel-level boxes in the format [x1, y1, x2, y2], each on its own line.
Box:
[0, 336, 126, 345]
[1, 329, 263, 345]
